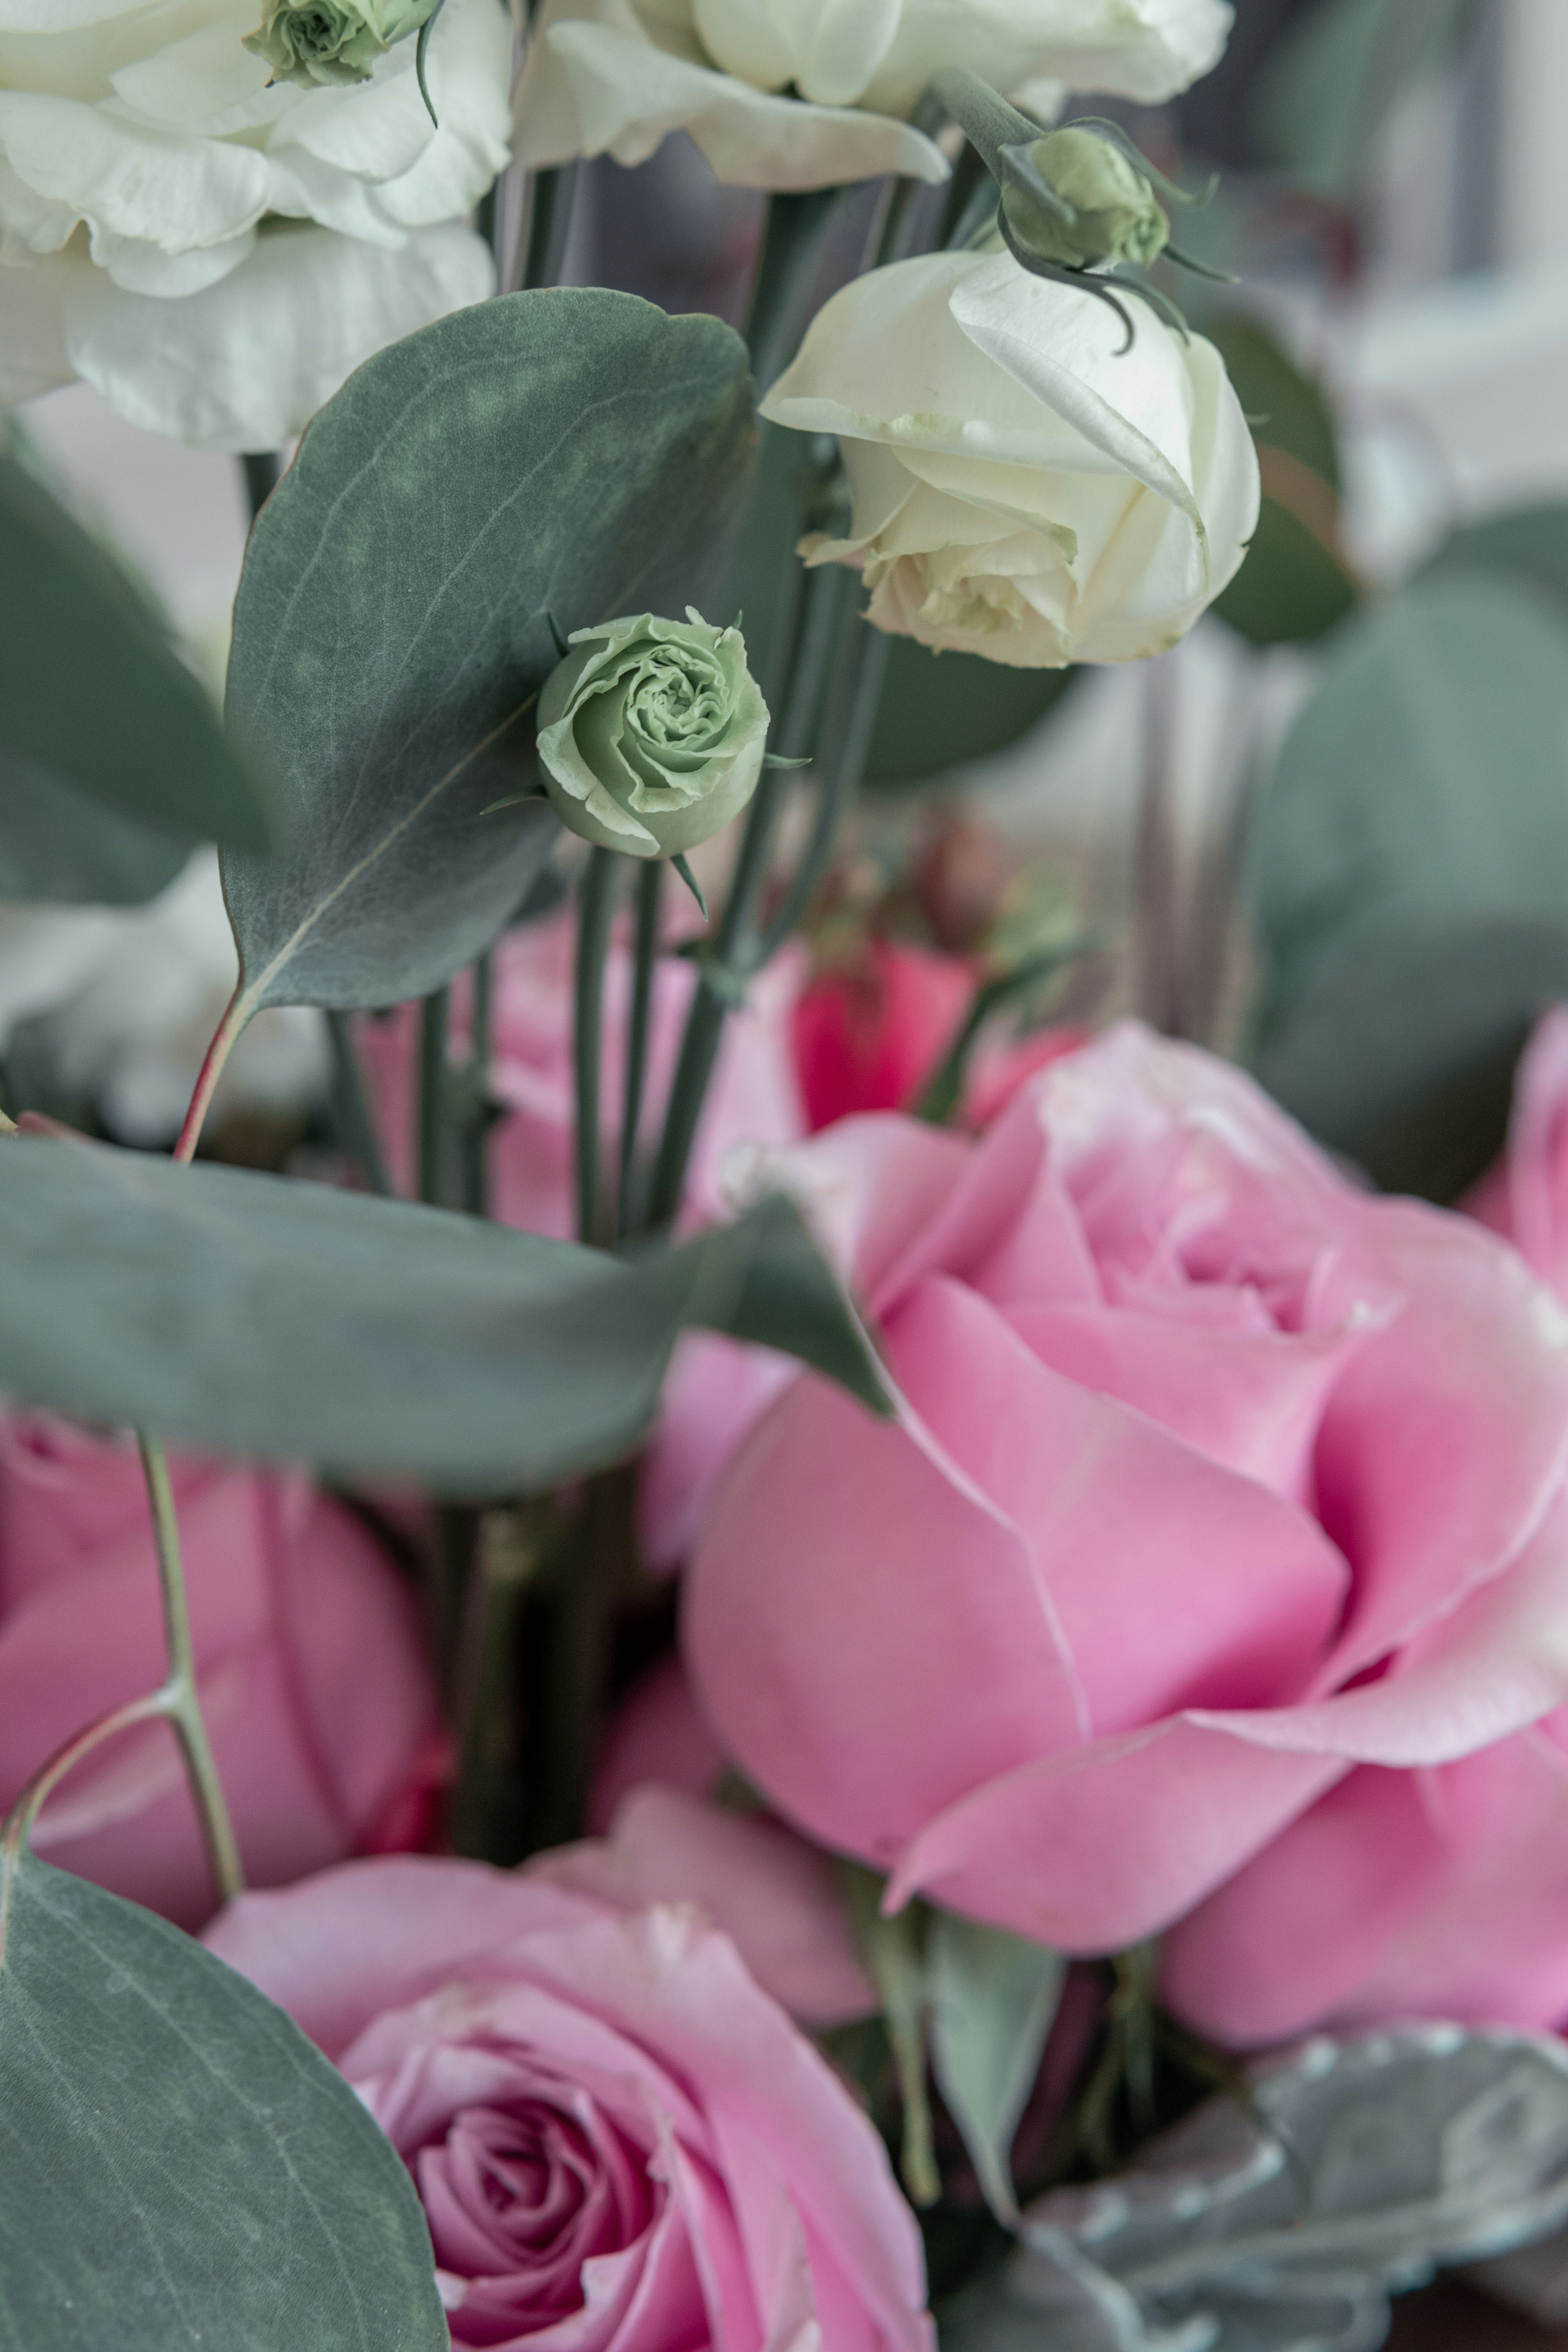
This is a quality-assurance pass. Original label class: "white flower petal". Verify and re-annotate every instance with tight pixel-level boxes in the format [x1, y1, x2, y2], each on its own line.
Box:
[92, 222, 256, 295]
[0, 90, 269, 253]
[109, 21, 276, 133]
[517, 0, 947, 187]
[0, 152, 78, 253]
[0, 251, 73, 401]
[53, 220, 494, 450]
[691, 0, 904, 107]
[864, 0, 1232, 114]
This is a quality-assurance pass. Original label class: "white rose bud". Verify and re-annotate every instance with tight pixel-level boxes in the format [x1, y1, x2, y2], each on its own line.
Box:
[1004, 126, 1170, 270]
[759, 247, 1259, 670]
[245, 0, 440, 88]
[537, 611, 769, 858]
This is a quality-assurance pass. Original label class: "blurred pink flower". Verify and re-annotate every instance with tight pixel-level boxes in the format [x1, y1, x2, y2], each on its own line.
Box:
[355, 906, 806, 1236]
[207, 1857, 929, 2352]
[0, 1416, 439, 1930]
[681, 1024, 1568, 1985]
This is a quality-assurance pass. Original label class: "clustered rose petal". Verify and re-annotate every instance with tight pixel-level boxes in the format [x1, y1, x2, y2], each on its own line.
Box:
[246, 0, 441, 89]
[681, 1024, 1568, 1996]
[0, 0, 509, 448]
[537, 611, 769, 859]
[0, 1416, 437, 1930]
[516, 0, 1232, 190]
[207, 1858, 933, 2352]
[760, 250, 1259, 667]
[1156, 1005, 1568, 2047]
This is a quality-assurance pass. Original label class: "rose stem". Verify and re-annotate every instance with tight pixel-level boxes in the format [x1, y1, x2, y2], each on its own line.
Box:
[417, 984, 450, 1206]
[645, 562, 844, 1230]
[460, 949, 494, 1218]
[617, 860, 662, 1237]
[326, 1011, 392, 1196]
[573, 848, 619, 1245]
[137, 1435, 244, 1903]
[758, 620, 888, 958]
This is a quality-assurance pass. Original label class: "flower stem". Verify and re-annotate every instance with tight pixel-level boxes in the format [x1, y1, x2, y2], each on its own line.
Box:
[137, 1434, 244, 1906]
[326, 1010, 391, 1196]
[646, 564, 844, 1229]
[746, 187, 842, 394]
[574, 848, 619, 1245]
[522, 163, 578, 293]
[417, 985, 450, 1206]
[460, 949, 494, 1218]
[172, 984, 247, 1165]
[759, 622, 887, 956]
[617, 859, 662, 1237]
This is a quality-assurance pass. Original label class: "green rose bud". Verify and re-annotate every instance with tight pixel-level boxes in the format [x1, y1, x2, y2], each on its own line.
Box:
[244, 0, 438, 88]
[537, 610, 769, 860]
[1003, 126, 1170, 271]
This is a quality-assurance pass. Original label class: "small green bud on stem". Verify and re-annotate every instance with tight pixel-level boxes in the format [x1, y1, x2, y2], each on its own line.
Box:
[537, 610, 769, 860]
[244, 0, 439, 89]
[1003, 127, 1169, 270]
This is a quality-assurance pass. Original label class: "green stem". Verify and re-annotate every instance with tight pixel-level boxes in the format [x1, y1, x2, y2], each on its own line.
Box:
[522, 163, 577, 292]
[461, 949, 493, 1217]
[573, 848, 619, 1245]
[137, 1434, 245, 1906]
[239, 451, 281, 519]
[450, 1504, 547, 1862]
[746, 187, 842, 394]
[326, 1010, 391, 1197]
[760, 622, 887, 956]
[417, 985, 450, 1206]
[618, 860, 662, 1237]
[541, 1468, 633, 1847]
[646, 564, 844, 1229]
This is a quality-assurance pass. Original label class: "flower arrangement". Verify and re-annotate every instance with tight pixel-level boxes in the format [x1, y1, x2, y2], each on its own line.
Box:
[4, 4, 1568, 2350]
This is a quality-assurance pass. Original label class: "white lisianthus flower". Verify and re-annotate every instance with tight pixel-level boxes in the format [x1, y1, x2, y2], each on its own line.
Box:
[759, 247, 1259, 668]
[515, 0, 1231, 191]
[0, 0, 511, 449]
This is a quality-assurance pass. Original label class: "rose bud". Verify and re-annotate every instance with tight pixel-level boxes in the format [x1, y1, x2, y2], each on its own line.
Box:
[537, 609, 769, 859]
[245, 0, 441, 88]
[1003, 126, 1171, 271]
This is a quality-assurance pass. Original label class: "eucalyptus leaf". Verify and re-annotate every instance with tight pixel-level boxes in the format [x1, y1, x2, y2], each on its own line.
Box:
[0, 1851, 446, 2350]
[1250, 0, 1479, 197]
[1424, 501, 1568, 613]
[1206, 318, 1356, 649]
[865, 638, 1078, 791]
[942, 2028, 1568, 2352]
[221, 288, 755, 1018]
[0, 453, 273, 855]
[1248, 573, 1568, 1187]
[928, 1913, 1063, 2225]
[0, 1137, 886, 1486]
[0, 751, 189, 905]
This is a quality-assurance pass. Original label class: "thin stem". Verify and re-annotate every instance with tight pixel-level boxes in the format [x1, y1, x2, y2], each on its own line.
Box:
[172, 984, 247, 1164]
[573, 848, 619, 1245]
[450, 1504, 548, 1862]
[760, 621, 887, 956]
[326, 1009, 392, 1196]
[1134, 653, 1181, 1036]
[239, 451, 281, 520]
[746, 187, 841, 394]
[1, 1692, 172, 1874]
[541, 1468, 633, 1847]
[461, 949, 494, 1218]
[522, 162, 578, 292]
[618, 860, 662, 1236]
[417, 985, 450, 1206]
[646, 564, 844, 1229]
[137, 1435, 245, 1905]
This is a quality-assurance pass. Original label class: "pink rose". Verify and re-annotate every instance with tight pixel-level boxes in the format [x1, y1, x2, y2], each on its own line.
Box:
[1156, 1007, 1568, 2047]
[683, 1023, 1568, 1965]
[790, 937, 1083, 1134]
[0, 1415, 438, 1930]
[206, 1857, 931, 2352]
[356, 907, 806, 1236]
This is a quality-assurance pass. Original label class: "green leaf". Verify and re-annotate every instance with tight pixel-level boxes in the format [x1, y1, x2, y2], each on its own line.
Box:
[1424, 501, 1568, 614]
[1207, 318, 1340, 493]
[927, 1911, 1063, 2226]
[1249, 574, 1568, 1192]
[0, 751, 187, 905]
[0, 454, 275, 856]
[864, 638, 1078, 791]
[840, 1865, 938, 2209]
[1205, 318, 1357, 649]
[1212, 495, 1358, 648]
[0, 1851, 446, 2350]
[221, 289, 755, 1017]
[0, 1139, 886, 1487]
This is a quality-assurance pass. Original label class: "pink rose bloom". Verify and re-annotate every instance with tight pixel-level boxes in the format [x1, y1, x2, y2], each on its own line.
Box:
[683, 1023, 1568, 1971]
[1158, 1006, 1568, 2047]
[0, 1416, 438, 1931]
[356, 907, 806, 1236]
[790, 937, 1082, 1134]
[207, 1857, 930, 2352]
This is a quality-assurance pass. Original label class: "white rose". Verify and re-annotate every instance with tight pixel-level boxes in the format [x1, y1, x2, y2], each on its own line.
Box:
[759, 247, 1259, 668]
[515, 0, 1230, 190]
[0, 0, 511, 448]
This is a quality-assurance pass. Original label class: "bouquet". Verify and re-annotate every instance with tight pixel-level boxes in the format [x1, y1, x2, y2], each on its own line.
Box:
[5, 3, 1568, 2348]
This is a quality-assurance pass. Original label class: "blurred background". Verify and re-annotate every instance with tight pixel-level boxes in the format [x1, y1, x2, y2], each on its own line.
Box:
[7, 0, 1568, 1196]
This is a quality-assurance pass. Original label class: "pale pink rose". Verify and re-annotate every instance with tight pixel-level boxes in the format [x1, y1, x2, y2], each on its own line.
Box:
[355, 907, 807, 1236]
[1467, 1006, 1568, 1295]
[683, 1023, 1568, 1962]
[0, 1416, 438, 1931]
[1154, 1007, 1568, 2047]
[206, 1857, 931, 2352]
[587, 1655, 726, 1832]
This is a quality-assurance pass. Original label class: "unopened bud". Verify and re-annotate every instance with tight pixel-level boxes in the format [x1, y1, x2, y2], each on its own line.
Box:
[244, 0, 439, 88]
[1004, 127, 1169, 270]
